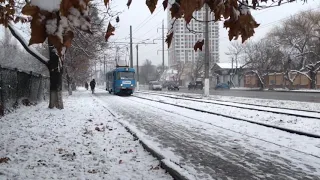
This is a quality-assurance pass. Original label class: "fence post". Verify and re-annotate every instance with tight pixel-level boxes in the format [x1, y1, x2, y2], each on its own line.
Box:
[0, 66, 3, 116]
[37, 74, 43, 101]
[15, 68, 19, 104]
[28, 71, 33, 99]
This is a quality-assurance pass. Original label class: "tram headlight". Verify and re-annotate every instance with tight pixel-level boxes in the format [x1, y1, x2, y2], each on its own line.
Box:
[120, 84, 123, 86]
[131, 84, 133, 86]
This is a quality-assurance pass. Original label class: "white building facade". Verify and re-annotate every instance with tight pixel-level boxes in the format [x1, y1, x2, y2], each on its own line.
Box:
[167, 7, 220, 68]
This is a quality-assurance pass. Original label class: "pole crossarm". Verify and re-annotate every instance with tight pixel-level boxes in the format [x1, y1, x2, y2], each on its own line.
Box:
[152, 38, 162, 43]
[109, 42, 157, 45]
[157, 27, 168, 33]
[157, 49, 168, 55]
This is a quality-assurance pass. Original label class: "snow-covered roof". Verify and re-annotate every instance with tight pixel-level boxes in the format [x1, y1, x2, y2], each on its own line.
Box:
[215, 62, 243, 69]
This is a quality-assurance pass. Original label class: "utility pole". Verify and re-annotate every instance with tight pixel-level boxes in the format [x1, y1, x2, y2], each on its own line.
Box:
[162, 19, 165, 74]
[204, 4, 210, 96]
[130, 26, 133, 68]
[94, 60, 97, 80]
[231, 57, 234, 87]
[136, 44, 139, 91]
[103, 55, 106, 86]
[104, 55, 106, 75]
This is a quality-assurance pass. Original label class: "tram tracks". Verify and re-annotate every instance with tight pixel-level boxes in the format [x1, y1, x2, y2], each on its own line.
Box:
[119, 95, 320, 159]
[136, 91, 320, 120]
[131, 93, 320, 139]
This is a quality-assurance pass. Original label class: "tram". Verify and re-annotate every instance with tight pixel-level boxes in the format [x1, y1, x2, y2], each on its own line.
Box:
[106, 66, 136, 95]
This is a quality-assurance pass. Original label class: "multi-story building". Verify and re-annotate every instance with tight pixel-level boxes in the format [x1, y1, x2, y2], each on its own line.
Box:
[167, 6, 219, 68]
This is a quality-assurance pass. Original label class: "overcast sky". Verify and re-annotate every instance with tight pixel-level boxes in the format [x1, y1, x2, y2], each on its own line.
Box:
[109, 0, 320, 67]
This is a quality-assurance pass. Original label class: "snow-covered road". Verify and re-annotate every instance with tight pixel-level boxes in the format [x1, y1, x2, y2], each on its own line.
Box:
[142, 90, 320, 112]
[95, 91, 320, 180]
[134, 93, 320, 136]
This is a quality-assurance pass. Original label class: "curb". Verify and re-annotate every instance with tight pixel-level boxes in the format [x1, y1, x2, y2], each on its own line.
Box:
[120, 124, 191, 180]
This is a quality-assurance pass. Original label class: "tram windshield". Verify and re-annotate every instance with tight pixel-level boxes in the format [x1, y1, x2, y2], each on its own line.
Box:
[118, 72, 134, 80]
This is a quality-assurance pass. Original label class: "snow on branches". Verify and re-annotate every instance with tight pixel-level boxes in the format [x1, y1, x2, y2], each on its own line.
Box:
[20, 0, 92, 58]
[0, 0, 305, 56]
[1, 0, 115, 58]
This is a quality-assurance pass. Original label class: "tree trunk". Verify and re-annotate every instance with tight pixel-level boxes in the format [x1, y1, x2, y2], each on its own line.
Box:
[48, 44, 64, 109]
[310, 70, 316, 89]
[66, 73, 72, 95]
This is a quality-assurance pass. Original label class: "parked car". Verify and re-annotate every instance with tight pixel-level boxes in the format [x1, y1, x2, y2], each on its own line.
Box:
[215, 83, 230, 90]
[188, 80, 203, 90]
[161, 81, 171, 89]
[149, 81, 162, 91]
[167, 82, 179, 91]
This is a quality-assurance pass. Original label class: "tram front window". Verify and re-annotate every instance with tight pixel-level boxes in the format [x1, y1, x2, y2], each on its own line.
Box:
[118, 72, 134, 80]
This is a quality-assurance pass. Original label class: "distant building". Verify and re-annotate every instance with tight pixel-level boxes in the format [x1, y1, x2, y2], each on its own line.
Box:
[167, 6, 219, 68]
[212, 62, 247, 87]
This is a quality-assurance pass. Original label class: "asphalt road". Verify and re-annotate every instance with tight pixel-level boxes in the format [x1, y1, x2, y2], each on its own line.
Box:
[95, 92, 320, 180]
[145, 87, 320, 103]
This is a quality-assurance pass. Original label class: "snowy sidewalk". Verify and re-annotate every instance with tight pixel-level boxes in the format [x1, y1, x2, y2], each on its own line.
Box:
[0, 89, 172, 180]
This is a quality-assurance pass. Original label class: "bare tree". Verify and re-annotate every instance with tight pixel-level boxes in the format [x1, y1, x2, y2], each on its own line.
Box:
[140, 59, 156, 84]
[156, 65, 168, 81]
[63, 3, 112, 95]
[243, 39, 283, 89]
[269, 9, 320, 88]
[0, 27, 48, 74]
[191, 53, 204, 81]
[226, 41, 246, 87]
[174, 61, 186, 85]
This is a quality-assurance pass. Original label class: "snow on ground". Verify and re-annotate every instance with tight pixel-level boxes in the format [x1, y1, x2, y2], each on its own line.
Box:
[94, 91, 320, 179]
[134, 93, 320, 136]
[231, 87, 320, 93]
[0, 89, 172, 180]
[209, 94, 320, 112]
[143, 90, 320, 112]
[121, 95, 320, 158]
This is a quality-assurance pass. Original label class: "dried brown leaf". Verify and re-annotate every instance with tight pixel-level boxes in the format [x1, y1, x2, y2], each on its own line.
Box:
[21, 4, 39, 16]
[146, 0, 158, 14]
[63, 31, 74, 48]
[48, 35, 63, 56]
[127, 0, 132, 8]
[60, 0, 74, 16]
[175, 0, 205, 23]
[162, 0, 168, 10]
[194, 39, 204, 51]
[0, 157, 10, 164]
[105, 22, 115, 41]
[29, 14, 47, 45]
[104, 0, 110, 7]
[224, 13, 259, 43]
[165, 32, 173, 48]
[170, 3, 182, 19]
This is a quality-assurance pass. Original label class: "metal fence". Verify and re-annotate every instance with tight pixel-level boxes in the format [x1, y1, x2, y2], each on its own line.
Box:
[0, 66, 49, 115]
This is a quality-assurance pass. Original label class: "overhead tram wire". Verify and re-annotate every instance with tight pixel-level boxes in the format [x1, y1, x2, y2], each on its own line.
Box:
[132, 8, 162, 34]
[118, 8, 163, 42]
[135, 21, 164, 40]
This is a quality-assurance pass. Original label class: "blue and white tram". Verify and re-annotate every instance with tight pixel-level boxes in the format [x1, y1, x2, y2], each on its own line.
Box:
[106, 66, 136, 95]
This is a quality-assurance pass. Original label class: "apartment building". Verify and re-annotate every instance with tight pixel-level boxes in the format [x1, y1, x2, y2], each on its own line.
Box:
[167, 6, 219, 68]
